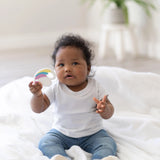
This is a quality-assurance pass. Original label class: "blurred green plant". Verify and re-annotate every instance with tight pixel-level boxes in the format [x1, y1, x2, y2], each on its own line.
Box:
[81, 0, 156, 24]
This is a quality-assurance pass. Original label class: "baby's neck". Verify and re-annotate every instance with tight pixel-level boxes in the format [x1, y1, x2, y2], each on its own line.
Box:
[67, 79, 88, 92]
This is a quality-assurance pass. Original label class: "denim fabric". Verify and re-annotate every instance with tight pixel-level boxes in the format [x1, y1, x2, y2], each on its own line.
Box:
[39, 129, 117, 160]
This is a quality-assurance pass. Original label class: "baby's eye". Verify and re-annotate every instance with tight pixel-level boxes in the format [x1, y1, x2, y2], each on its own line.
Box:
[58, 63, 64, 67]
[72, 62, 78, 65]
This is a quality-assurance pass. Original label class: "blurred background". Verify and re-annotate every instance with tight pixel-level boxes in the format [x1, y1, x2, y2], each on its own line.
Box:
[0, 0, 160, 87]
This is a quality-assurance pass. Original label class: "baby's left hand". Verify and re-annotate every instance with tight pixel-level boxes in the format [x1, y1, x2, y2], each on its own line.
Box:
[93, 95, 107, 114]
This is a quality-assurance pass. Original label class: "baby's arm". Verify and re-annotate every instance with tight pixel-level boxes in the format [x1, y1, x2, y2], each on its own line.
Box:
[93, 95, 114, 119]
[29, 81, 50, 113]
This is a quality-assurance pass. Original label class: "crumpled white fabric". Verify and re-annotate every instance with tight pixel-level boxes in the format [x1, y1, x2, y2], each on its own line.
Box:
[0, 66, 160, 160]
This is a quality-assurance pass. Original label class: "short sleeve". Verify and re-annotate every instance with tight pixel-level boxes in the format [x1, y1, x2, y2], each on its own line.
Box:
[43, 79, 57, 104]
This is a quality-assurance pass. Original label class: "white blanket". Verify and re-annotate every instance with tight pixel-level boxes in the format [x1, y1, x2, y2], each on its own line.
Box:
[0, 66, 160, 160]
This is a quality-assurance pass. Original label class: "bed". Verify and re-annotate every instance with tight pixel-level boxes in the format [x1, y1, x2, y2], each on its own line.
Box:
[0, 66, 160, 160]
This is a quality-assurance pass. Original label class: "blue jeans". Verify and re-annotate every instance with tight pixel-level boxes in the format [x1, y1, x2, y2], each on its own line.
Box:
[39, 129, 117, 160]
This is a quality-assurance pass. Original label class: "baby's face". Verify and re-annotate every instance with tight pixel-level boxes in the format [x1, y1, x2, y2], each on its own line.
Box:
[55, 46, 90, 91]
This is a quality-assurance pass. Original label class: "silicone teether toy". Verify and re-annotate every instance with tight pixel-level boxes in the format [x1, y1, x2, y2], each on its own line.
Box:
[34, 68, 56, 86]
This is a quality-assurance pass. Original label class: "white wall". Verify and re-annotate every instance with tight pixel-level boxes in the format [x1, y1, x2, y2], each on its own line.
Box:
[0, 0, 91, 50]
[0, 0, 160, 59]
[128, 1, 160, 59]
[87, 0, 160, 59]
[0, 0, 87, 35]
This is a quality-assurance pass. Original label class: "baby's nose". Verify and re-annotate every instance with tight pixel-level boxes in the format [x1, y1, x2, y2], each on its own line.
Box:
[65, 65, 71, 72]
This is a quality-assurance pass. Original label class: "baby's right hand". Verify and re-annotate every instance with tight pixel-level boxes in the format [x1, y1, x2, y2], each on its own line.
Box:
[29, 81, 43, 96]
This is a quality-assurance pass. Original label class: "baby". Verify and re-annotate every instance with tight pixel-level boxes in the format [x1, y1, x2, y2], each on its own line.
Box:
[29, 34, 118, 160]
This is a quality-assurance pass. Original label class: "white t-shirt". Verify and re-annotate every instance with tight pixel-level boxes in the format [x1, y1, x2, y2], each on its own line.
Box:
[44, 78, 107, 138]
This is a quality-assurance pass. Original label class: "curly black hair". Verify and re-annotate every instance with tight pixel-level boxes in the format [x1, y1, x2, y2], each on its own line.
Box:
[52, 33, 94, 66]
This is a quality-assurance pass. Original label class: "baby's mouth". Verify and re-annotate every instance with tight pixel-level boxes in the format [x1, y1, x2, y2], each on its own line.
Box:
[65, 74, 74, 79]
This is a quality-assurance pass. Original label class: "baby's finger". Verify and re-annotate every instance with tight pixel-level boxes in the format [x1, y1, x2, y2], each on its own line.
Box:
[102, 95, 107, 103]
[32, 81, 42, 88]
[96, 107, 104, 113]
[93, 97, 100, 104]
[97, 103, 105, 110]
[28, 81, 34, 88]
[106, 95, 111, 104]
